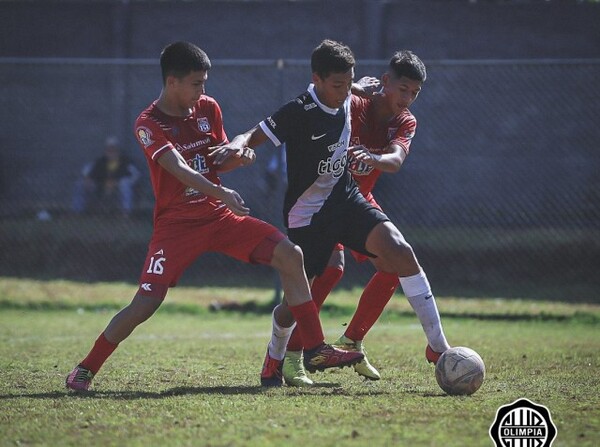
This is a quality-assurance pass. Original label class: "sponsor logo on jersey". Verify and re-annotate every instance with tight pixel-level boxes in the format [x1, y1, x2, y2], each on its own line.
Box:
[304, 102, 317, 111]
[174, 137, 211, 153]
[327, 140, 345, 153]
[137, 127, 154, 148]
[267, 116, 277, 129]
[318, 152, 347, 179]
[311, 133, 327, 141]
[348, 156, 374, 176]
[197, 117, 211, 133]
[184, 154, 210, 197]
[190, 154, 209, 175]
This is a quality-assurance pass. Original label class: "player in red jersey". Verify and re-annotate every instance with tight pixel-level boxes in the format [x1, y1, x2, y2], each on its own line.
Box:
[65, 41, 362, 391]
[280, 50, 452, 386]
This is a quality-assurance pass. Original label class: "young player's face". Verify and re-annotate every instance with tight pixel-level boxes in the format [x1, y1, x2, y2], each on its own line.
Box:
[312, 68, 354, 109]
[382, 74, 422, 114]
[170, 70, 208, 111]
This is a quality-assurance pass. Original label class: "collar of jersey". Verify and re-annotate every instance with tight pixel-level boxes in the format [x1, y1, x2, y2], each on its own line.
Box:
[307, 83, 343, 116]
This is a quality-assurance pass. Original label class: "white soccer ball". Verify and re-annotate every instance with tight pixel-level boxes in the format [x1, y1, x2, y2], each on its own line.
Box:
[435, 346, 485, 395]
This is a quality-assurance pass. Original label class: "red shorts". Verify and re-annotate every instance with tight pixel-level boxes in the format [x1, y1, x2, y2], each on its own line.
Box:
[137, 208, 284, 298]
[334, 192, 382, 264]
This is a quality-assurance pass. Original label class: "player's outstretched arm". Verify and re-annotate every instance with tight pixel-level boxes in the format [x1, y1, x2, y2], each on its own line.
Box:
[157, 149, 250, 216]
[209, 125, 269, 166]
[349, 143, 406, 173]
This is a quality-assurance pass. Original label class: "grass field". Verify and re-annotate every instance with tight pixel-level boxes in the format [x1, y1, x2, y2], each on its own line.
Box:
[1, 278, 599, 446]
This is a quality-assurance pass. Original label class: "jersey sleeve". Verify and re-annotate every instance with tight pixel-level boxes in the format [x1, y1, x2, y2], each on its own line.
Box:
[390, 115, 417, 155]
[258, 99, 299, 147]
[134, 116, 173, 162]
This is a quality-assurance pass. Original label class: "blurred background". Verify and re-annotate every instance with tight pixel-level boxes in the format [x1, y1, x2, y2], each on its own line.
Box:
[1, 0, 599, 302]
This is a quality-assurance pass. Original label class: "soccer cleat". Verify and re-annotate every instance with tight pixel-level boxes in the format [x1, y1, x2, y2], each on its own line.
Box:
[303, 343, 364, 374]
[282, 350, 314, 387]
[426, 345, 444, 365]
[260, 350, 283, 387]
[332, 335, 381, 381]
[65, 364, 94, 391]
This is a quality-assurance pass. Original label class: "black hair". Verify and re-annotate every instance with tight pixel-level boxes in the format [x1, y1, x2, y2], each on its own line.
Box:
[389, 50, 426, 83]
[311, 39, 355, 79]
[160, 41, 211, 84]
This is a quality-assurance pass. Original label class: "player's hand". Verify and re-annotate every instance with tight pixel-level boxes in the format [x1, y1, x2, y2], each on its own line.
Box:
[349, 145, 381, 166]
[215, 186, 250, 216]
[352, 76, 382, 98]
[208, 144, 243, 165]
[239, 147, 256, 166]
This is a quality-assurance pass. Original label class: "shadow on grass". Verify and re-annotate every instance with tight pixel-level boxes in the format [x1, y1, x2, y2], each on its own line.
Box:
[2, 299, 598, 324]
[0, 383, 389, 400]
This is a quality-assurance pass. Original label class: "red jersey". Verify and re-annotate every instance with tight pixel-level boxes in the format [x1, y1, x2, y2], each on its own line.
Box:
[134, 96, 228, 222]
[349, 94, 417, 196]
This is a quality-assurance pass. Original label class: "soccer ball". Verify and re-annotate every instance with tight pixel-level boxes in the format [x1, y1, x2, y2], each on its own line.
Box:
[435, 346, 485, 395]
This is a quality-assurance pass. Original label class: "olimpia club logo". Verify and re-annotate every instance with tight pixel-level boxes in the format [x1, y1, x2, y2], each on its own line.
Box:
[490, 398, 557, 447]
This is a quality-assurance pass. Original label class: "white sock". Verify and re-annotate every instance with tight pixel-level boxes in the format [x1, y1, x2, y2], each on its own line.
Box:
[400, 270, 450, 353]
[268, 311, 296, 360]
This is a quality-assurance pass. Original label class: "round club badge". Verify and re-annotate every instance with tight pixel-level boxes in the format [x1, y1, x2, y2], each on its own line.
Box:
[490, 398, 557, 447]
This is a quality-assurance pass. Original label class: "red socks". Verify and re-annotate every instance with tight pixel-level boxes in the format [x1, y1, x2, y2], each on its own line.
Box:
[287, 266, 344, 351]
[345, 271, 399, 341]
[310, 266, 344, 307]
[80, 332, 118, 374]
[288, 300, 324, 351]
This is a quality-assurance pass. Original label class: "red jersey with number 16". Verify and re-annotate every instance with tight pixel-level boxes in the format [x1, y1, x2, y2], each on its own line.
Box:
[349, 94, 417, 197]
[134, 96, 228, 222]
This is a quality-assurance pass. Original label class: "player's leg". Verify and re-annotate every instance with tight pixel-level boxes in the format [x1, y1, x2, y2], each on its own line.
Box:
[229, 219, 363, 386]
[66, 287, 167, 391]
[265, 238, 362, 381]
[343, 258, 399, 343]
[365, 221, 451, 362]
[332, 255, 399, 380]
[283, 247, 345, 386]
[66, 222, 193, 391]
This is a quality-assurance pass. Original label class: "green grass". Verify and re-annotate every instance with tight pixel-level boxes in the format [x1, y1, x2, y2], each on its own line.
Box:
[1, 278, 599, 446]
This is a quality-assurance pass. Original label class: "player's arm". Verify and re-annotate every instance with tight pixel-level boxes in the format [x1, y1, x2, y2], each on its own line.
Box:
[209, 125, 269, 166]
[349, 142, 407, 173]
[157, 149, 250, 216]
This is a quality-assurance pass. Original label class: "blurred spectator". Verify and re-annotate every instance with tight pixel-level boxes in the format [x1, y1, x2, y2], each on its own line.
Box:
[72, 136, 140, 216]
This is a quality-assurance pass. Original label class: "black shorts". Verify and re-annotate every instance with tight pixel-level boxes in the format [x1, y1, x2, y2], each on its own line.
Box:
[287, 193, 389, 278]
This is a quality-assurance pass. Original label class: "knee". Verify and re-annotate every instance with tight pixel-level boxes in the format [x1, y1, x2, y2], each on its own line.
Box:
[272, 240, 305, 274]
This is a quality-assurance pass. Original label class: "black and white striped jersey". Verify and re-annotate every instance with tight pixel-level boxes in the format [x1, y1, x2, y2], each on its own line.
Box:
[260, 84, 360, 229]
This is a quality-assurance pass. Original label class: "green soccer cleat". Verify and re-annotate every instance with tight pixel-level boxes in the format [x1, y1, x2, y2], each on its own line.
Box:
[282, 350, 314, 387]
[333, 335, 381, 381]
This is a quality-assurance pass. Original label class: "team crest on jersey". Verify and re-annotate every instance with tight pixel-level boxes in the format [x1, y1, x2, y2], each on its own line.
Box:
[197, 117, 211, 133]
[136, 127, 154, 148]
[404, 128, 415, 139]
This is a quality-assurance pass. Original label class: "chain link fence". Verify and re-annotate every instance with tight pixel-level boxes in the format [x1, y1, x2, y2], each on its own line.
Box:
[1, 58, 598, 302]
